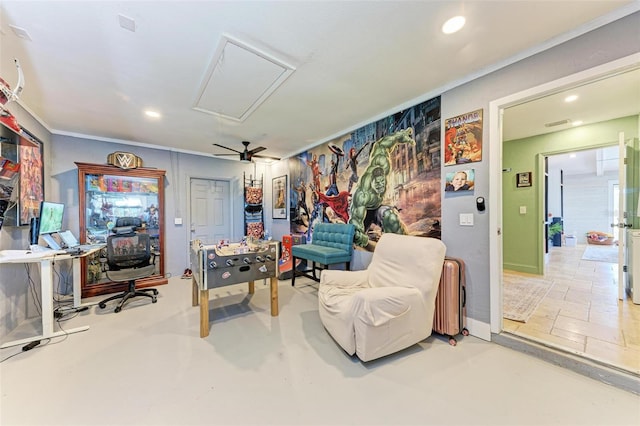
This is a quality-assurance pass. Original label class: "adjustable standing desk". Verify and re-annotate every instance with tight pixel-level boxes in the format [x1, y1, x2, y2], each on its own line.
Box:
[0, 246, 104, 349]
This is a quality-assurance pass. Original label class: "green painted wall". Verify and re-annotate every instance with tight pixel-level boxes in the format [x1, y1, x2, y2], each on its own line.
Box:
[503, 115, 639, 274]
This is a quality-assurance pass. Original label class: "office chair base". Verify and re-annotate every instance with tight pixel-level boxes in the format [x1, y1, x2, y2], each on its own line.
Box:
[98, 283, 158, 313]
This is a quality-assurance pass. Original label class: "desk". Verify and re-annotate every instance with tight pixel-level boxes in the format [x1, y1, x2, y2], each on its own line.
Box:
[190, 241, 279, 338]
[0, 246, 104, 349]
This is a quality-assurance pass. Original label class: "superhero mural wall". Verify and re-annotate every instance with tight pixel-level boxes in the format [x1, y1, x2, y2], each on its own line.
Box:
[289, 96, 442, 251]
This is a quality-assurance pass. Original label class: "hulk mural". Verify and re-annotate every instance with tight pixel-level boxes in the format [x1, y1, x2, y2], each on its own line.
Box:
[349, 127, 414, 248]
[289, 96, 441, 251]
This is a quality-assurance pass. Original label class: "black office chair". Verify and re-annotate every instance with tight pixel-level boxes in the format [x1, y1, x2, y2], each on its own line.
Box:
[98, 217, 158, 313]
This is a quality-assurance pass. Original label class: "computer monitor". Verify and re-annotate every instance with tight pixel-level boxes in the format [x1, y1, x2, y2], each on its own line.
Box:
[36, 201, 64, 249]
[38, 201, 64, 235]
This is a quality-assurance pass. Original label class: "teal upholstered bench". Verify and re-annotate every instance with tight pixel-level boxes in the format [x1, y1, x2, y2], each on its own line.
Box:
[291, 223, 356, 287]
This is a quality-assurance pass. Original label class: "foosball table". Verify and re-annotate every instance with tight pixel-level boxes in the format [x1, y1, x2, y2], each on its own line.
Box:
[190, 239, 279, 337]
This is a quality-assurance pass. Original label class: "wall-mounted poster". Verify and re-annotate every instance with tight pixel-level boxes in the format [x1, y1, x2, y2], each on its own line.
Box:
[18, 131, 44, 225]
[445, 169, 475, 192]
[289, 96, 442, 251]
[272, 175, 287, 219]
[444, 109, 483, 166]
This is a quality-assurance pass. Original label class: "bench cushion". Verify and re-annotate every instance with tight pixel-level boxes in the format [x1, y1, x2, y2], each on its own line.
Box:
[291, 223, 355, 266]
[291, 244, 352, 265]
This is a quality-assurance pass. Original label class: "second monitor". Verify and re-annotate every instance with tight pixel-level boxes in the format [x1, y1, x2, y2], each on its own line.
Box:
[38, 201, 65, 250]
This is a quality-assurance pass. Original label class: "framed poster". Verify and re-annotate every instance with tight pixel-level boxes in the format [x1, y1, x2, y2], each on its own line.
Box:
[516, 172, 532, 188]
[18, 130, 44, 225]
[272, 175, 287, 219]
[444, 109, 483, 166]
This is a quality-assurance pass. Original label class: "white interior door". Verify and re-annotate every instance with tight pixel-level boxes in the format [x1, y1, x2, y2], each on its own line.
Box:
[617, 132, 628, 300]
[190, 178, 231, 243]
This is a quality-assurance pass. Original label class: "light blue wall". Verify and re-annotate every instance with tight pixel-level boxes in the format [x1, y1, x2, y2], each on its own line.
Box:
[2, 12, 638, 339]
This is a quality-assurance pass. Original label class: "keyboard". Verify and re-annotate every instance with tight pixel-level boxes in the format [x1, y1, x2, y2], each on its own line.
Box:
[77, 244, 106, 252]
[63, 244, 105, 254]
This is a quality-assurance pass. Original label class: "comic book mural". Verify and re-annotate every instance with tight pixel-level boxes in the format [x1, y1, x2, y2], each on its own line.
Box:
[289, 96, 441, 251]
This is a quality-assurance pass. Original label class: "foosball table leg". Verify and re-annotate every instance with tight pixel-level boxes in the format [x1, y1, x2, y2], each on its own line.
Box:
[200, 289, 210, 338]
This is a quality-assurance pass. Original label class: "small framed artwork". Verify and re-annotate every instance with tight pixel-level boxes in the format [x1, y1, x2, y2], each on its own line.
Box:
[516, 172, 532, 188]
[445, 169, 475, 192]
[272, 175, 287, 219]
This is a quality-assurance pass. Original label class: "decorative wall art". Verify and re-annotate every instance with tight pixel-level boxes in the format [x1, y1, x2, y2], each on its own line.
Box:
[18, 130, 44, 225]
[517, 171, 532, 188]
[444, 109, 483, 166]
[445, 169, 475, 192]
[289, 96, 442, 251]
[272, 175, 287, 219]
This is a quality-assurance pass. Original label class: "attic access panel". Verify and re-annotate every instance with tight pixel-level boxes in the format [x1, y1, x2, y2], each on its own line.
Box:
[193, 36, 295, 122]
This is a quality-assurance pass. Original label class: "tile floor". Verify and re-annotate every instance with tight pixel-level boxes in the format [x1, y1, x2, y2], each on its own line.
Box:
[2, 275, 639, 425]
[503, 243, 640, 375]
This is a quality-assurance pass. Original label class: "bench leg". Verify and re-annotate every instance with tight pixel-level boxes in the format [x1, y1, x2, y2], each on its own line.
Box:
[291, 255, 297, 286]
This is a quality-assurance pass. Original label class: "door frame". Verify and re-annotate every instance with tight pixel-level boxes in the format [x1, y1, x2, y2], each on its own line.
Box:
[186, 175, 238, 246]
[489, 53, 640, 334]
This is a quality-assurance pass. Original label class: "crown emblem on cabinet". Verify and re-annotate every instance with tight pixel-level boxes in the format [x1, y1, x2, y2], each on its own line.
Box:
[107, 152, 143, 169]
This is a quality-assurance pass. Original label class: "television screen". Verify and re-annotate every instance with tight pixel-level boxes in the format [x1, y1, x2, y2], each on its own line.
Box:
[38, 201, 64, 235]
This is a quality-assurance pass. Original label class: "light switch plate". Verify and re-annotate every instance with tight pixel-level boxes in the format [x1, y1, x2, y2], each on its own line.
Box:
[459, 213, 474, 226]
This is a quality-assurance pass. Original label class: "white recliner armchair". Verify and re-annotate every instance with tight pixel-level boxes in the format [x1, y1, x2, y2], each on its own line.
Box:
[318, 233, 446, 362]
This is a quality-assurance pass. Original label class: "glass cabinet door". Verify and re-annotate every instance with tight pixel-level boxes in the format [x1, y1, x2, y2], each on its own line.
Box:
[76, 162, 166, 298]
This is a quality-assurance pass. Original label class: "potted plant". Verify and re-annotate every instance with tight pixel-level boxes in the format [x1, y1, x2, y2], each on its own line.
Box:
[548, 222, 563, 241]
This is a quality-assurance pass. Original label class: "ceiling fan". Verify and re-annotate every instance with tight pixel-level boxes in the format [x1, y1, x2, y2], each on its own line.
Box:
[212, 141, 280, 162]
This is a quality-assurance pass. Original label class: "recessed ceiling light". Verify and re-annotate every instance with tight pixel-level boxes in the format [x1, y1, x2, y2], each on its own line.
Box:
[442, 16, 465, 34]
[564, 94, 578, 103]
[569, 153, 577, 158]
[571, 120, 583, 126]
[145, 110, 161, 118]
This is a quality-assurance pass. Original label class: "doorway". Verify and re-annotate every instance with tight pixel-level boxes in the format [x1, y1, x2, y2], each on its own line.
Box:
[505, 147, 638, 373]
[189, 178, 232, 243]
[489, 55, 640, 374]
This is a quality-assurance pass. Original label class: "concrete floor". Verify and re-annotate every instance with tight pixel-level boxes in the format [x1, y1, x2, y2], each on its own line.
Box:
[1, 276, 639, 426]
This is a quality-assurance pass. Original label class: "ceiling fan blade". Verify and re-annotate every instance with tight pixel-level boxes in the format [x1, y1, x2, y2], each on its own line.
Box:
[253, 153, 281, 161]
[212, 143, 242, 154]
[248, 146, 266, 155]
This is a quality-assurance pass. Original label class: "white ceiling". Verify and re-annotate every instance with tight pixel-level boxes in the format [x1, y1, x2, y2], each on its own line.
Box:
[504, 67, 640, 176]
[0, 1, 638, 161]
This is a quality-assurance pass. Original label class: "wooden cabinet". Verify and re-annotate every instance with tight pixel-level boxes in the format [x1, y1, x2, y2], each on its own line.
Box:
[76, 162, 167, 297]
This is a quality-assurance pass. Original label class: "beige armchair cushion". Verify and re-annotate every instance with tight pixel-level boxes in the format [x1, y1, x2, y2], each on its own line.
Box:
[318, 233, 446, 361]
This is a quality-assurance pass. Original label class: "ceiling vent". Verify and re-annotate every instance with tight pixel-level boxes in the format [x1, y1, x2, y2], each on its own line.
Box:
[193, 36, 295, 122]
[544, 119, 571, 127]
